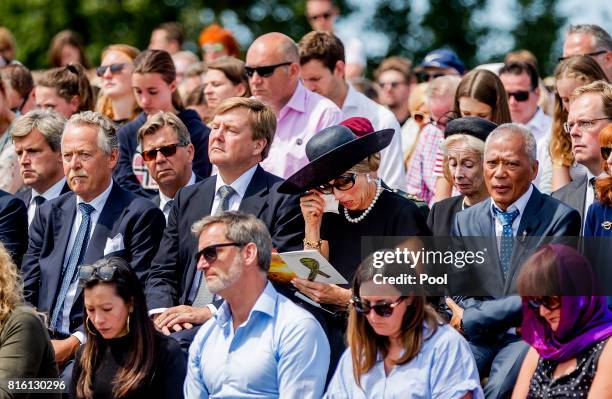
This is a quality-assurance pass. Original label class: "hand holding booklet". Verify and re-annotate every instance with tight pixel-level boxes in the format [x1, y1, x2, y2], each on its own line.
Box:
[268, 250, 348, 285]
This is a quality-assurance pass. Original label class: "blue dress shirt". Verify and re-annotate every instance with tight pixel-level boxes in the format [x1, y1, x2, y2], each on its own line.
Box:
[184, 281, 330, 398]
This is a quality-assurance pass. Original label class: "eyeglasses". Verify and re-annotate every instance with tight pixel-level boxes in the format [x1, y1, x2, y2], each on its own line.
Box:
[601, 146, 612, 160]
[202, 43, 225, 53]
[527, 296, 561, 311]
[507, 90, 531, 102]
[351, 296, 404, 317]
[308, 12, 333, 22]
[244, 62, 292, 78]
[96, 63, 126, 77]
[194, 242, 244, 264]
[558, 50, 607, 62]
[316, 173, 357, 194]
[141, 143, 187, 162]
[413, 112, 429, 124]
[417, 71, 446, 83]
[378, 81, 406, 89]
[78, 264, 118, 285]
[563, 118, 611, 134]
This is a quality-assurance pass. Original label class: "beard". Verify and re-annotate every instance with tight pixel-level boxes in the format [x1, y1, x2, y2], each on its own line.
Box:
[206, 259, 242, 294]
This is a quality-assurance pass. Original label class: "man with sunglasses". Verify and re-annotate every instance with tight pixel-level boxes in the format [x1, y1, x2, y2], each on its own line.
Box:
[137, 112, 201, 221]
[373, 56, 413, 127]
[500, 61, 553, 193]
[562, 24, 612, 80]
[245, 32, 342, 180]
[414, 48, 465, 84]
[553, 81, 612, 229]
[298, 31, 406, 189]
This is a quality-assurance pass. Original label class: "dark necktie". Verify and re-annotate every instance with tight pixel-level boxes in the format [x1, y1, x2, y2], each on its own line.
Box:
[33, 195, 46, 208]
[493, 207, 520, 279]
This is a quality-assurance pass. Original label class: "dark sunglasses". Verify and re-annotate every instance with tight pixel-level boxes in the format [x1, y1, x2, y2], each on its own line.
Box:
[96, 63, 126, 77]
[316, 173, 357, 194]
[417, 71, 445, 83]
[507, 90, 531, 102]
[351, 296, 404, 317]
[558, 50, 607, 62]
[141, 143, 187, 162]
[78, 264, 118, 285]
[413, 112, 429, 124]
[601, 146, 612, 160]
[378, 81, 406, 89]
[245, 62, 292, 78]
[308, 12, 332, 22]
[194, 242, 244, 264]
[527, 296, 561, 311]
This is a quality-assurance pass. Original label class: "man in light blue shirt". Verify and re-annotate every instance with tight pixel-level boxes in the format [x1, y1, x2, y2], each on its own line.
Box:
[184, 211, 330, 398]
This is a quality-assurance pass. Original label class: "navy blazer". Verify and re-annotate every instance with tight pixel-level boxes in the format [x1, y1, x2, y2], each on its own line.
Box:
[21, 182, 165, 334]
[145, 165, 304, 310]
[0, 189, 28, 267]
[15, 181, 71, 207]
[451, 186, 581, 339]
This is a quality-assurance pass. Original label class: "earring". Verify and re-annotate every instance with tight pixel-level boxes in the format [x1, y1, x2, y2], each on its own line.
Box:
[85, 317, 98, 336]
[366, 174, 372, 183]
[125, 314, 130, 335]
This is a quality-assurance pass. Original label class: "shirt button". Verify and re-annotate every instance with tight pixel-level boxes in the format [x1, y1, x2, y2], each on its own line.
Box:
[296, 138, 303, 145]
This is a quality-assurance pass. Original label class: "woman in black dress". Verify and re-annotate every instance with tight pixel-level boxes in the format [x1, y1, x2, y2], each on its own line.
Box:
[428, 117, 496, 236]
[70, 257, 186, 399]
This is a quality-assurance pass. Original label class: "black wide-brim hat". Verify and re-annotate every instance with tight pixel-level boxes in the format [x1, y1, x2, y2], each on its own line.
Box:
[278, 125, 394, 194]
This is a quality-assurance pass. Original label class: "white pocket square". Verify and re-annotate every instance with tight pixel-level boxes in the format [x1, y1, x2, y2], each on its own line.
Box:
[104, 233, 125, 256]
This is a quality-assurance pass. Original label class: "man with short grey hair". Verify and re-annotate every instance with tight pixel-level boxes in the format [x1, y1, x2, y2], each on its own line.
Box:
[184, 210, 329, 398]
[21, 111, 166, 379]
[562, 24, 612, 80]
[12, 109, 70, 224]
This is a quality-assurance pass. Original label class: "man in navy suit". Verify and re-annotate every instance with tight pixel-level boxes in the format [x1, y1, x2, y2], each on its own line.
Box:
[0, 189, 28, 266]
[451, 123, 581, 398]
[145, 97, 304, 340]
[21, 111, 165, 371]
[12, 109, 70, 225]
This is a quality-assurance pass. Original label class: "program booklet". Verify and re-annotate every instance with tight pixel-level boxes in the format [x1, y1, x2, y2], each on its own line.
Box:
[268, 250, 348, 285]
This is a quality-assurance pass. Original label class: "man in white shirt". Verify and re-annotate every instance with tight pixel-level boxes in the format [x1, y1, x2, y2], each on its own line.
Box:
[137, 112, 198, 221]
[12, 109, 70, 225]
[499, 61, 553, 193]
[298, 31, 406, 189]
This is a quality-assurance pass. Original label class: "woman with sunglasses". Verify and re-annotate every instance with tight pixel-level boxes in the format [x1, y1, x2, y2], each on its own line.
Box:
[550, 56, 608, 191]
[71, 257, 186, 399]
[512, 244, 612, 398]
[585, 124, 612, 237]
[324, 255, 483, 398]
[202, 56, 250, 121]
[95, 44, 141, 126]
[197, 24, 240, 63]
[401, 82, 429, 169]
[115, 49, 212, 197]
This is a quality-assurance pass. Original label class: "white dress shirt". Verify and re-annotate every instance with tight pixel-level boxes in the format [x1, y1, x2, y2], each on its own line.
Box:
[27, 177, 67, 225]
[210, 165, 258, 214]
[158, 172, 196, 221]
[525, 108, 553, 194]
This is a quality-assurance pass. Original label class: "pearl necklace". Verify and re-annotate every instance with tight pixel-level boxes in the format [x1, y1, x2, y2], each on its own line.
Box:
[343, 178, 383, 223]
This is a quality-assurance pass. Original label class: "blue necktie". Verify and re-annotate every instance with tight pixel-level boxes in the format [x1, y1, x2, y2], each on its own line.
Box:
[493, 207, 520, 279]
[51, 202, 95, 331]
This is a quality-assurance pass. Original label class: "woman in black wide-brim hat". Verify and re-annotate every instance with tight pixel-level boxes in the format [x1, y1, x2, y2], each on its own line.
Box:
[278, 117, 431, 374]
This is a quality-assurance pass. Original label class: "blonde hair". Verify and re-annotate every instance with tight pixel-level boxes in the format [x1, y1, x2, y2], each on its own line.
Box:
[0, 243, 24, 331]
[348, 155, 381, 174]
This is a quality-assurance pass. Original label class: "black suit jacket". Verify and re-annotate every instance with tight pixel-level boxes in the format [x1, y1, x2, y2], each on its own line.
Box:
[0, 189, 28, 266]
[427, 195, 464, 237]
[151, 173, 205, 207]
[15, 181, 71, 207]
[21, 182, 166, 334]
[145, 165, 304, 309]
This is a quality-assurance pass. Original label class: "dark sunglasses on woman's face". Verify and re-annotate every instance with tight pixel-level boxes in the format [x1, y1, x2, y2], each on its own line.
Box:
[316, 173, 357, 194]
[194, 242, 244, 264]
[78, 264, 118, 284]
[141, 143, 187, 162]
[244, 62, 292, 78]
[601, 146, 612, 160]
[96, 63, 126, 77]
[527, 296, 561, 311]
[413, 112, 429, 124]
[507, 90, 530, 102]
[351, 296, 404, 317]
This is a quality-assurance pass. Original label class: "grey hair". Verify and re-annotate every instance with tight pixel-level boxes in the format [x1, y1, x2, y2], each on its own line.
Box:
[485, 123, 537, 164]
[426, 75, 462, 100]
[11, 109, 66, 152]
[442, 134, 485, 158]
[63, 111, 118, 155]
[191, 211, 272, 272]
[137, 111, 191, 148]
[568, 24, 612, 51]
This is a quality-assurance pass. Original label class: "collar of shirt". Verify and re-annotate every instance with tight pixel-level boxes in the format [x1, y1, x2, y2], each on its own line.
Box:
[490, 183, 534, 218]
[214, 165, 257, 201]
[159, 171, 196, 210]
[341, 83, 361, 111]
[31, 177, 67, 204]
[526, 107, 552, 141]
[214, 281, 277, 328]
[76, 180, 113, 214]
[278, 81, 306, 121]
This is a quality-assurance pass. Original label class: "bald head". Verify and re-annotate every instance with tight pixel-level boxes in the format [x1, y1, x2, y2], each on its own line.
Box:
[247, 32, 299, 63]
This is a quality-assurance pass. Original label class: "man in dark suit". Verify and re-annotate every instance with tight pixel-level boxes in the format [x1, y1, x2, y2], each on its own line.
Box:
[451, 123, 581, 398]
[21, 111, 165, 374]
[553, 81, 612, 227]
[146, 97, 304, 340]
[0, 189, 28, 266]
[12, 109, 70, 225]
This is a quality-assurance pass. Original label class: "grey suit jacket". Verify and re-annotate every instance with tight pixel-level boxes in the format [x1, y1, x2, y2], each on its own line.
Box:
[552, 174, 587, 221]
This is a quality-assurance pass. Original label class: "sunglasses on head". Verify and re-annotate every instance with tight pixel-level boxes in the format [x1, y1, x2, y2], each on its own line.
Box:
[244, 62, 292, 78]
[601, 146, 612, 160]
[351, 296, 404, 317]
[78, 264, 118, 285]
[316, 173, 357, 194]
[96, 63, 126, 77]
[507, 90, 531, 102]
[558, 50, 607, 62]
[194, 242, 244, 264]
[527, 296, 561, 311]
[417, 71, 445, 83]
[141, 143, 187, 162]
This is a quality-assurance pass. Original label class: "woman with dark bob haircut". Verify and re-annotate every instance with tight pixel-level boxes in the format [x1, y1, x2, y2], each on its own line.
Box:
[324, 254, 483, 398]
[70, 257, 186, 399]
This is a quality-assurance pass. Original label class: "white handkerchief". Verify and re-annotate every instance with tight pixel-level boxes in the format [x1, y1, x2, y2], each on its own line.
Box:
[322, 193, 339, 214]
[104, 233, 125, 256]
